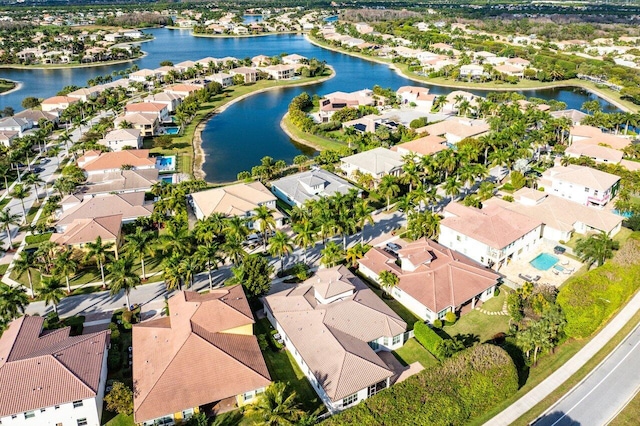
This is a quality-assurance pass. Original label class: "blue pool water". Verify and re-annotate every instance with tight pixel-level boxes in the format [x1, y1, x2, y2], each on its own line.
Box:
[613, 209, 632, 218]
[554, 265, 565, 272]
[160, 176, 174, 183]
[165, 127, 180, 135]
[530, 253, 560, 271]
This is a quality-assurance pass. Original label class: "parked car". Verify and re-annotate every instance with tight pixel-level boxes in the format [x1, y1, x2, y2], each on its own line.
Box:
[33, 167, 45, 173]
[386, 242, 402, 252]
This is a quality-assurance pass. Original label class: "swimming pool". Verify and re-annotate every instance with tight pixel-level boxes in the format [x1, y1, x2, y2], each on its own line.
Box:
[155, 155, 176, 172]
[530, 253, 560, 271]
[613, 209, 632, 218]
[160, 175, 174, 184]
[165, 127, 180, 135]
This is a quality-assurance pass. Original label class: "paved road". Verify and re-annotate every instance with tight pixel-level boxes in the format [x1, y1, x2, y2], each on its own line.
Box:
[533, 323, 640, 426]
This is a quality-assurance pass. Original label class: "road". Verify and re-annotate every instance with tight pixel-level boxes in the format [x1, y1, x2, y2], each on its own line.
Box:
[533, 323, 640, 426]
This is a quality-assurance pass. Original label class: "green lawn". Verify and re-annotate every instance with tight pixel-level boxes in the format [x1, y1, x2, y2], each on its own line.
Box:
[565, 226, 633, 250]
[103, 413, 134, 426]
[480, 290, 507, 312]
[443, 305, 510, 344]
[610, 387, 640, 426]
[281, 114, 347, 151]
[254, 318, 324, 414]
[393, 338, 439, 369]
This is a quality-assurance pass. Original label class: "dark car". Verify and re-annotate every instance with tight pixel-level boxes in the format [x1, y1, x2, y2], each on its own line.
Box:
[386, 242, 402, 252]
[33, 167, 45, 173]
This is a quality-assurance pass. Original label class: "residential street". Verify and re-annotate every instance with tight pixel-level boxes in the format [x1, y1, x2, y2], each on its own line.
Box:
[533, 323, 640, 426]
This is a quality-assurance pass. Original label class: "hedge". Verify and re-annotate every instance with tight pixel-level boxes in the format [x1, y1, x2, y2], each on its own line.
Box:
[557, 262, 640, 338]
[323, 344, 519, 426]
[414, 321, 444, 359]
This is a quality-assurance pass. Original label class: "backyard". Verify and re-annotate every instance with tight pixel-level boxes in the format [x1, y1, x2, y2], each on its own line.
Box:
[443, 291, 510, 344]
[393, 338, 439, 369]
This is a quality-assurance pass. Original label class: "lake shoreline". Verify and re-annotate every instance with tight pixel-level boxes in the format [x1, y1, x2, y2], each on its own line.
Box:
[0, 52, 147, 71]
[193, 66, 336, 181]
[305, 35, 635, 113]
[0, 79, 22, 96]
[192, 30, 304, 39]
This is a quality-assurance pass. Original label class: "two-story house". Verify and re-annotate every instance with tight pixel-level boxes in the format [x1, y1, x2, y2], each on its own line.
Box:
[539, 164, 621, 207]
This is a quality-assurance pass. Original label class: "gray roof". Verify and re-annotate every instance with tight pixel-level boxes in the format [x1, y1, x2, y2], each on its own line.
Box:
[271, 169, 359, 206]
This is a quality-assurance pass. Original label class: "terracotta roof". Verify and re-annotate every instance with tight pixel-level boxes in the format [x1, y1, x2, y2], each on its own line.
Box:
[0, 316, 109, 417]
[57, 192, 153, 227]
[441, 202, 542, 249]
[264, 266, 405, 402]
[358, 239, 500, 313]
[133, 287, 270, 423]
[164, 83, 203, 94]
[82, 169, 158, 195]
[41, 96, 78, 105]
[51, 214, 122, 246]
[125, 102, 167, 113]
[416, 117, 489, 140]
[570, 126, 631, 150]
[114, 112, 158, 126]
[565, 142, 623, 163]
[191, 181, 278, 218]
[78, 149, 154, 172]
[392, 135, 448, 156]
[541, 165, 621, 191]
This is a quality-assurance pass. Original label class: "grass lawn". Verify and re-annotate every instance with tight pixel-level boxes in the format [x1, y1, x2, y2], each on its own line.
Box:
[103, 413, 134, 426]
[443, 307, 510, 344]
[480, 290, 507, 312]
[565, 226, 633, 251]
[393, 338, 439, 369]
[0, 78, 15, 93]
[609, 388, 640, 426]
[281, 114, 347, 151]
[254, 318, 324, 414]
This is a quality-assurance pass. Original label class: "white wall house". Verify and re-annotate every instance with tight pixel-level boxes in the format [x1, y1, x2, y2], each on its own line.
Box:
[340, 147, 404, 182]
[99, 128, 142, 151]
[539, 164, 621, 208]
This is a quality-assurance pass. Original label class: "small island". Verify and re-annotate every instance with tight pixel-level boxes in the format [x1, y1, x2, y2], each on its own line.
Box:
[0, 78, 16, 94]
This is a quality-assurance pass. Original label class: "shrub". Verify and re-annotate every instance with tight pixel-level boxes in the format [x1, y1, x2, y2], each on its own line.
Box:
[494, 287, 500, 297]
[432, 319, 443, 329]
[503, 195, 515, 202]
[111, 329, 121, 345]
[414, 321, 444, 359]
[445, 311, 457, 325]
[324, 345, 519, 426]
[108, 346, 122, 370]
[257, 334, 269, 351]
[122, 310, 133, 324]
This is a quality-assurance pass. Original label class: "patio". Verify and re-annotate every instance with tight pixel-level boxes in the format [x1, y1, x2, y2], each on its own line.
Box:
[498, 242, 583, 289]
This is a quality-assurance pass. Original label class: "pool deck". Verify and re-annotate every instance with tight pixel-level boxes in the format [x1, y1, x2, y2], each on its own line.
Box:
[499, 242, 583, 289]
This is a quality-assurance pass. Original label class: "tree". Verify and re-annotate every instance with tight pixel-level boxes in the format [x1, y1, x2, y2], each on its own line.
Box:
[84, 236, 115, 288]
[13, 250, 36, 296]
[268, 230, 294, 274]
[39, 276, 65, 314]
[53, 248, 78, 293]
[346, 242, 370, 267]
[104, 382, 133, 416]
[0, 208, 21, 247]
[10, 184, 30, 220]
[575, 231, 620, 267]
[507, 292, 524, 323]
[292, 221, 316, 264]
[378, 175, 400, 211]
[124, 228, 156, 280]
[407, 211, 441, 240]
[195, 242, 223, 291]
[510, 170, 526, 190]
[108, 257, 140, 310]
[0, 284, 29, 324]
[178, 255, 201, 289]
[21, 97, 41, 109]
[23, 172, 45, 200]
[254, 205, 276, 250]
[321, 241, 344, 268]
[244, 382, 305, 426]
[378, 270, 399, 295]
[232, 254, 273, 297]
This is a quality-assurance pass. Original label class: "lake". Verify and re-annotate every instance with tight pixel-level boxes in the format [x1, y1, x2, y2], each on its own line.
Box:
[0, 28, 621, 182]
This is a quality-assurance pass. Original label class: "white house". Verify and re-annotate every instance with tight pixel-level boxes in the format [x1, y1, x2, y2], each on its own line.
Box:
[359, 239, 501, 322]
[124, 102, 170, 123]
[439, 202, 543, 271]
[0, 117, 30, 136]
[459, 64, 486, 79]
[99, 128, 142, 151]
[146, 92, 182, 113]
[270, 168, 360, 207]
[0, 316, 110, 426]
[128, 69, 160, 83]
[340, 147, 404, 181]
[261, 64, 295, 80]
[40, 96, 79, 113]
[539, 164, 621, 207]
[209, 72, 234, 87]
[230, 67, 257, 83]
[396, 86, 436, 112]
[263, 266, 408, 413]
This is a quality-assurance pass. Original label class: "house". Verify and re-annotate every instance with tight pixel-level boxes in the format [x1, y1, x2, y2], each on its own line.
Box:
[282, 53, 307, 64]
[230, 67, 257, 83]
[99, 128, 142, 151]
[133, 288, 271, 425]
[415, 117, 490, 144]
[263, 266, 408, 413]
[319, 89, 375, 122]
[0, 316, 110, 426]
[439, 202, 543, 270]
[0, 131, 18, 148]
[340, 147, 404, 181]
[396, 86, 436, 112]
[13, 109, 58, 127]
[271, 168, 361, 207]
[569, 125, 631, 150]
[128, 69, 160, 83]
[251, 54, 270, 66]
[174, 60, 196, 72]
[391, 134, 448, 157]
[190, 181, 284, 229]
[358, 239, 501, 322]
[164, 83, 203, 98]
[67, 87, 99, 101]
[125, 102, 170, 123]
[78, 149, 156, 175]
[494, 64, 524, 78]
[51, 214, 123, 252]
[506, 57, 531, 68]
[441, 91, 478, 115]
[484, 188, 623, 242]
[232, 25, 249, 35]
[0, 117, 30, 136]
[460, 64, 486, 79]
[539, 164, 621, 207]
[146, 92, 182, 113]
[81, 169, 159, 198]
[261, 64, 295, 80]
[209, 72, 234, 87]
[565, 143, 624, 164]
[114, 113, 159, 137]
[40, 96, 79, 113]
[550, 109, 588, 126]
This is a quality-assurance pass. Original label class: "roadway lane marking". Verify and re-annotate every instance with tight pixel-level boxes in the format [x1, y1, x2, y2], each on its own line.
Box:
[549, 331, 640, 426]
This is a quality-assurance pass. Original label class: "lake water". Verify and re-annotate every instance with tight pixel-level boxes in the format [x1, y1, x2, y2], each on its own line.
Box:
[243, 15, 264, 24]
[0, 28, 621, 182]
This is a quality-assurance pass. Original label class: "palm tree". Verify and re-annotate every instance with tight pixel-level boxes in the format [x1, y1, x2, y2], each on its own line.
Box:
[254, 205, 276, 250]
[224, 216, 249, 240]
[159, 219, 192, 257]
[378, 270, 399, 295]
[407, 211, 441, 240]
[292, 221, 316, 264]
[178, 255, 201, 289]
[23, 173, 45, 200]
[39, 276, 65, 314]
[222, 234, 247, 266]
[162, 254, 183, 290]
[346, 242, 370, 268]
[84, 236, 115, 288]
[244, 382, 305, 426]
[13, 250, 36, 296]
[355, 199, 374, 243]
[53, 248, 79, 293]
[195, 242, 223, 290]
[378, 175, 400, 211]
[443, 176, 462, 201]
[10, 183, 30, 221]
[575, 231, 620, 267]
[0, 208, 21, 248]
[107, 257, 140, 310]
[0, 284, 29, 322]
[268, 231, 294, 274]
[320, 241, 343, 268]
[124, 228, 156, 280]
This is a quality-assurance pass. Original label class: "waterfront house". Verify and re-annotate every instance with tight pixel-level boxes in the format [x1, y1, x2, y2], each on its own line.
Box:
[230, 67, 258, 83]
[0, 316, 110, 426]
[0, 117, 30, 136]
[174, 60, 196, 72]
[146, 92, 182, 113]
[271, 168, 361, 207]
[439, 202, 543, 271]
[133, 288, 271, 425]
[78, 149, 156, 175]
[99, 128, 143, 151]
[13, 109, 58, 127]
[340, 147, 404, 182]
[263, 266, 408, 413]
[129, 69, 160, 83]
[319, 89, 375, 122]
[40, 95, 79, 113]
[494, 64, 525, 78]
[396, 86, 436, 112]
[415, 117, 490, 144]
[391, 134, 448, 157]
[282, 53, 307, 64]
[261, 64, 295, 80]
[539, 164, 621, 207]
[164, 83, 204, 98]
[114, 113, 159, 137]
[209, 72, 234, 87]
[125, 102, 170, 123]
[81, 169, 158, 198]
[569, 125, 631, 150]
[550, 109, 588, 126]
[67, 87, 99, 102]
[251, 55, 271, 66]
[460, 64, 486, 79]
[358, 239, 501, 322]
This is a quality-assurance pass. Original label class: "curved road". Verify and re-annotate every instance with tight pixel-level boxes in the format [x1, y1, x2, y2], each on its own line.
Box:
[533, 323, 640, 426]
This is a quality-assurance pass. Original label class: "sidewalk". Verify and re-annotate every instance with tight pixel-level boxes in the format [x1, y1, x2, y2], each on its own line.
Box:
[486, 289, 640, 425]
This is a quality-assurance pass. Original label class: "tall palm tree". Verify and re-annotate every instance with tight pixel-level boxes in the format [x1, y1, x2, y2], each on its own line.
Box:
[292, 221, 316, 264]
[0, 284, 29, 322]
[178, 255, 201, 289]
[443, 176, 462, 201]
[107, 257, 140, 310]
[84, 236, 115, 288]
[346, 242, 370, 268]
[195, 242, 223, 290]
[407, 211, 441, 240]
[159, 218, 192, 257]
[320, 241, 344, 268]
[0, 208, 21, 248]
[268, 231, 294, 274]
[23, 173, 45, 200]
[378, 175, 400, 211]
[355, 198, 374, 244]
[39, 276, 65, 314]
[222, 234, 247, 266]
[224, 216, 249, 240]
[244, 382, 305, 426]
[253, 205, 276, 250]
[575, 231, 620, 267]
[10, 183, 30, 221]
[124, 228, 156, 280]
[13, 250, 36, 296]
[162, 254, 183, 290]
[378, 270, 399, 295]
[53, 248, 79, 293]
